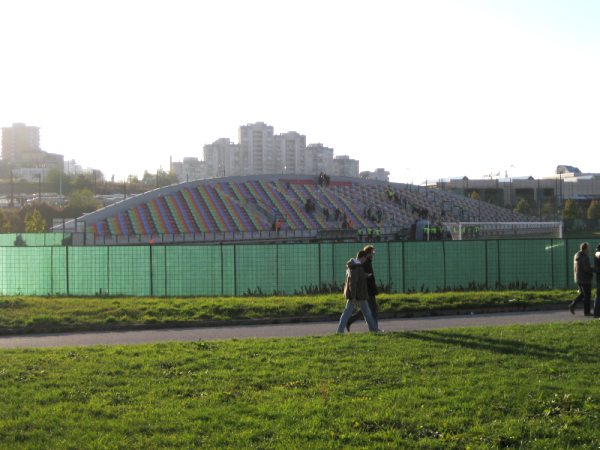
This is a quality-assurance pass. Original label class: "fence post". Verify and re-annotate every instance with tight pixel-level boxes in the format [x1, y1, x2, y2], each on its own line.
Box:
[318, 243, 322, 288]
[497, 240, 501, 285]
[51, 246, 54, 295]
[485, 241, 488, 288]
[233, 245, 237, 296]
[566, 238, 570, 288]
[276, 244, 279, 293]
[332, 243, 335, 285]
[402, 240, 406, 293]
[442, 240, 446, 289]
[387, 241, 391, 292]
[66, 246, 69, 295]
[164, 246, 168, 296]
[551, 238, 554, 289]
[107, 246, 110, 295]
[221, 244, 224, 296]
[150, 245, 153, 297]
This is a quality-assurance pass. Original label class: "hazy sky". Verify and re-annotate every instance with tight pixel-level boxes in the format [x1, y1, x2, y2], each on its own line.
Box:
[1, 0, 598, 184]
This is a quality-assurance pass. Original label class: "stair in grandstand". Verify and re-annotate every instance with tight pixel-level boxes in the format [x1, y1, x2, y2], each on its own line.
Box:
[213, 186, 271, 232]
[180, 187, 217, 233]
[260, 180, 325, 230]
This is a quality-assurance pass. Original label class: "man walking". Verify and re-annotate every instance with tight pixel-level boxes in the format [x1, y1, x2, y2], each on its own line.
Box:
[346, 245, 379, 332]
[570, 242, 594, 316]
[337, 250, 383, 333]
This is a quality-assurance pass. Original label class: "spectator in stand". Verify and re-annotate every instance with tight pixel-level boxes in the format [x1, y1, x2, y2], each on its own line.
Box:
[323, 207, 330, 220]
[276, 220, 282, 236]
[334, 208, 340, 221]
[341, 218, 348, 229]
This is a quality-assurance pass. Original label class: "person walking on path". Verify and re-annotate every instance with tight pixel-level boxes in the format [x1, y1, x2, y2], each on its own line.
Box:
[570, 242, 594, 316]
[337, 250, 383, 333]
[346, 245, 379, 332]
[593, 244, 600, 318]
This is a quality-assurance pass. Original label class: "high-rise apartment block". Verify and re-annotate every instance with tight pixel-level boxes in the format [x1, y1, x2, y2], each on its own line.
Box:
[306, 143, 334, 175]
[172, 157, 205, 182]
[172, 121, 382, 181]
[2, 123, 64, 180]
[332, 155, 359, 178]
[1, 123, 41, 160]
[203, 138, 240, 178]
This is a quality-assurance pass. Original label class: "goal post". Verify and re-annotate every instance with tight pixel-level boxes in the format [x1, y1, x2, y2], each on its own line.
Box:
[443, 222, 563, 240]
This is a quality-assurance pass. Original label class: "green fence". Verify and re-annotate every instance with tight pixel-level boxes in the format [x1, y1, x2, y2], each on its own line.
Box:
[0, 239, 589, 296]
[0, 233, 72, 247]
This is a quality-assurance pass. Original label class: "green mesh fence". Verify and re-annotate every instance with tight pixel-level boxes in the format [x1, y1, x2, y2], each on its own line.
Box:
[0, 233, 71, 247]
[0, 239, 591, 296]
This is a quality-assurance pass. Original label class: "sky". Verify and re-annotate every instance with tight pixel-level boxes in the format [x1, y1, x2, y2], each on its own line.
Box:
[1, 0, 599, 184]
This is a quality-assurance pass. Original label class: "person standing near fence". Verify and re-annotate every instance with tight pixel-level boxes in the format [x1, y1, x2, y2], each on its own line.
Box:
[337, 250, 383, 333]
[593, 244, 600, 318]
[346, 245, 379, 332]
[570, 242, 594, 316]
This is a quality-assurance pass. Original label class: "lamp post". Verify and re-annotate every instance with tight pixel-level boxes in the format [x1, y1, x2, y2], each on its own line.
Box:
[35, 173, 42, 203]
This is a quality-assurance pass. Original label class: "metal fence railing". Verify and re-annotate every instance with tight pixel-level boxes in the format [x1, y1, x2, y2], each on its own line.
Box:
[0, 238, 587, 297]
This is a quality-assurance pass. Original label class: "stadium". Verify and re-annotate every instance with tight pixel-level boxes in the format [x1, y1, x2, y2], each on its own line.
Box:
[0, 174, 571, 298]
[75, 174, 544, 245]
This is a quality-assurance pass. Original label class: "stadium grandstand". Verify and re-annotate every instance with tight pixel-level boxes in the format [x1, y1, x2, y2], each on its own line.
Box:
[74, 174, 539, 245]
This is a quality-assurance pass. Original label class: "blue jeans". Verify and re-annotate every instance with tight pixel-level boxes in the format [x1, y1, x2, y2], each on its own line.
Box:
[337, 299, 381, 333]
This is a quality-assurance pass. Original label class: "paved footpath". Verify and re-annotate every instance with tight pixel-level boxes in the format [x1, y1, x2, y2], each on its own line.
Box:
[0, 310, 594, 349]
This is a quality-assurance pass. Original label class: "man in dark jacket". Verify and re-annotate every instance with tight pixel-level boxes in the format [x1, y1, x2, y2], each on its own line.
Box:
[346, 245, 379, 331]
[337, 250, 383, 333]
[570, 242, 594, 315]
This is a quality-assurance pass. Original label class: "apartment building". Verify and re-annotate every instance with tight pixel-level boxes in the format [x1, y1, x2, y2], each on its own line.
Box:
[1, 122, 41, 160]
[332, 155, 359, 178]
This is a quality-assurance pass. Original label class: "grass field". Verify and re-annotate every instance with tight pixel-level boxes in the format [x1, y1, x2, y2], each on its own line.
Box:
[0, 290, 574, 334]
[1, 321, 599, 449]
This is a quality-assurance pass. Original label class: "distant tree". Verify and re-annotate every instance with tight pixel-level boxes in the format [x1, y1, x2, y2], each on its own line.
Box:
[68, 188, 97, 212]
[73, 174, 94, 191]
[0, 160, 13, 179]
[514, 199, 532, 216]
[563, 198, 583, 220]
[541, 201, 554, 215]
[24, 210, 46, 233]
[0, 209, 10, 233]
[470, 191, 481, 201]
[128, 174, 140, 184]
[588, 200, 600, 219]
[45, 168, 75, 195]
[141, 170, 156, 187]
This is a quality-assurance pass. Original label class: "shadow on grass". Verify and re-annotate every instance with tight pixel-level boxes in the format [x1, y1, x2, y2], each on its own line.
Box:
[399, 328, 599, 363]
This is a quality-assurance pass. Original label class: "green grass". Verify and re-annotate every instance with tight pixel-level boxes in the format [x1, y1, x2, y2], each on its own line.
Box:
[0, 290, 575, 334]
[1, 321, 600, 448]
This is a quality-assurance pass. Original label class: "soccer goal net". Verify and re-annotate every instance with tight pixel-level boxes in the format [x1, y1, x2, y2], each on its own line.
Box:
[443, 222, 563, 240]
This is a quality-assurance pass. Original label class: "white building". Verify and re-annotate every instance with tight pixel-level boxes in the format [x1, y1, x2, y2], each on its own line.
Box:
[238, 122, 277, 175]
[172, 157, 205, 182]
[274, 131, 307, 174]
[360, 168, 390, 181]
[333, 155, 359, 178]
[178, 122, 371, 180]
[202, 138, 241, 178]
[306, 143, 334, 175]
